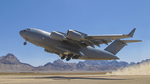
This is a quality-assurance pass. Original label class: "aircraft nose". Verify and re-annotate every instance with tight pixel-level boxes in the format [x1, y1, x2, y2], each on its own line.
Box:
[19, 30, 26, 37]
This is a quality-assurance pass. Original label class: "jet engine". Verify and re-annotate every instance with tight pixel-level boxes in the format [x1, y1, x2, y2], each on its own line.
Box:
[67, 30, 85, 41]
[50, 31, 66, 41]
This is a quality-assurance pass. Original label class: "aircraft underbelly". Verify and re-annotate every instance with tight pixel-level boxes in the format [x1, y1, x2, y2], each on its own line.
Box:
[80, 47, 119, 60]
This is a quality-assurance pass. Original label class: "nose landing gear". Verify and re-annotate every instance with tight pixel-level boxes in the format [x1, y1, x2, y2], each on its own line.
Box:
[23, 38, 28, 45]
[23, 42, 27, 45]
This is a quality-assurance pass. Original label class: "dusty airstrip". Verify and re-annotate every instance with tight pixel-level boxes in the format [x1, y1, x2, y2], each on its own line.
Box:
[0, 72, 150, 84]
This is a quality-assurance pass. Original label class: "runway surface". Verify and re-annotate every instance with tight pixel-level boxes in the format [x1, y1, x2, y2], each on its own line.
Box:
[0, 73, 150, 84]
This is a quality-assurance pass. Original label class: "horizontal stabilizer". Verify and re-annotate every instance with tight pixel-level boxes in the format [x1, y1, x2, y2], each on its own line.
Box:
[121, 40, 142, 43]
[104, 39, 142, 55]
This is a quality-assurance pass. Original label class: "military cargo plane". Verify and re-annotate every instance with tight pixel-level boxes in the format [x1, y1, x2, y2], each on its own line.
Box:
[19, 28, 141, 61]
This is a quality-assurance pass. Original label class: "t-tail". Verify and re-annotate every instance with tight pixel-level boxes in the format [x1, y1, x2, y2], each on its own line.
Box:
[104, 28, 142, 55]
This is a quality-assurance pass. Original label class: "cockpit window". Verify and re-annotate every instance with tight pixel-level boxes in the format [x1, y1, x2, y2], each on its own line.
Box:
[27, 28, 30, 31]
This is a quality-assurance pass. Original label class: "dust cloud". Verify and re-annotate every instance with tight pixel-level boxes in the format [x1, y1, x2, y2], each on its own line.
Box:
[107, 60, 150, 75]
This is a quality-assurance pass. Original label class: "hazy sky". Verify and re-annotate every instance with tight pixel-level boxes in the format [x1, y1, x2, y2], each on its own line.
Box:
[0, 0, 150, 66]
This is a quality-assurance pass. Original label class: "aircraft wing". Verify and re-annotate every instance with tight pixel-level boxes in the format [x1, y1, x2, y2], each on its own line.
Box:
[50, 28, 136, 48]
[80, 28, 136, 48]
[86, 34, 130, 40]
[86, 28, 136, 40]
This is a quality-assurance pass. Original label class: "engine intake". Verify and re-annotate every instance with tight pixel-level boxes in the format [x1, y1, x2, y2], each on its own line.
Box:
[50, 31, 66, 41]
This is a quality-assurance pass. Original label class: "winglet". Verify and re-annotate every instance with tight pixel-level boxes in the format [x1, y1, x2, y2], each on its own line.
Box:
[128, 28, 136, 37]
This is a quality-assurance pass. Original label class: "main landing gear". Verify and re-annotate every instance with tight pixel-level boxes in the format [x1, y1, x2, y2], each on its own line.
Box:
[66, 57, 71, 61]
[61, 54, 73, 61]
[61, 55, 65, 60]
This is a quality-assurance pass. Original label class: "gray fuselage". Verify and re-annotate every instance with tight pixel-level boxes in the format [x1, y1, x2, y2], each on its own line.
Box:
[19, 28, 119, 60]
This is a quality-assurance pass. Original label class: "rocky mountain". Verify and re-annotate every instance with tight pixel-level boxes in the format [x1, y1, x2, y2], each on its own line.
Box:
[0, 53, 149, 72]
[75, 60, 129, 71]
[0, 54, 20, 64]
[0, 53, 35, 72]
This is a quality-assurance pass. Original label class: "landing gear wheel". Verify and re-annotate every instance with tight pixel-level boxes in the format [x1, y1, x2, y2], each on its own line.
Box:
[66, 57, 71, 61]
[61, 56, 65, 60]
[23, 42, 27, 45]
[66, 54, 73, 61]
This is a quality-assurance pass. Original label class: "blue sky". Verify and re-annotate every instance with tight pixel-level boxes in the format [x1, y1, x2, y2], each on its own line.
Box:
[0, 0, 150, 66]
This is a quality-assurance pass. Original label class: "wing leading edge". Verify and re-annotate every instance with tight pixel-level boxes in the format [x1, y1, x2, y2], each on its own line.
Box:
[86, 28, 136, 40]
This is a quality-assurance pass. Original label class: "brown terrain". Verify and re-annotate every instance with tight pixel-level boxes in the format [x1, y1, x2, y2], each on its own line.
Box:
[0, 54, 150, 84]
[0, 73, 150, 84]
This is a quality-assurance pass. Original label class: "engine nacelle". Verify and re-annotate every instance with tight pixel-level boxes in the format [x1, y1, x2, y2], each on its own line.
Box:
[50, 31, 66, 41]
[67, 30, 84, 41]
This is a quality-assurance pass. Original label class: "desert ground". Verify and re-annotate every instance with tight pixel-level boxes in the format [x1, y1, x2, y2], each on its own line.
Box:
[0, 72, 150, 84]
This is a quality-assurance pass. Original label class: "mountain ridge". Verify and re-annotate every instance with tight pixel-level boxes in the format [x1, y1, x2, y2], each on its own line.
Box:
[0, 53, 149, 72]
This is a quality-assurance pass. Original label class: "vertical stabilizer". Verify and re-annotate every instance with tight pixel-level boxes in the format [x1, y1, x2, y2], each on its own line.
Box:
[104, 40, 126, 55]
